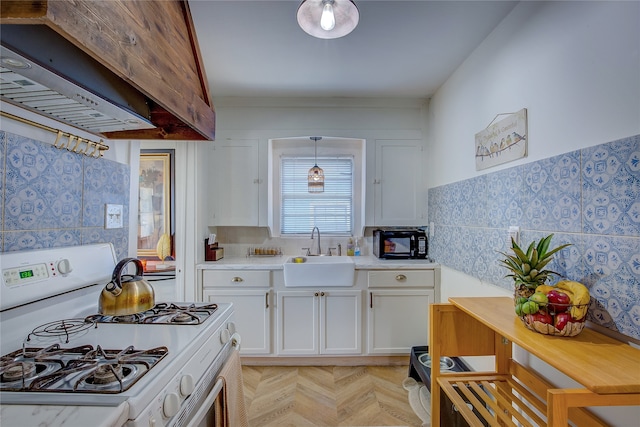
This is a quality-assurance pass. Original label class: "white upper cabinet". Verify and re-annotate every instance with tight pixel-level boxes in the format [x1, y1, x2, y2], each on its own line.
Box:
[366, 139, 425, 226]
[209, 139, 266, 226]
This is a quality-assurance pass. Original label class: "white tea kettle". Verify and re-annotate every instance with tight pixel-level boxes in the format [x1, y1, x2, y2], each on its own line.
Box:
[98, 258, 155, 316]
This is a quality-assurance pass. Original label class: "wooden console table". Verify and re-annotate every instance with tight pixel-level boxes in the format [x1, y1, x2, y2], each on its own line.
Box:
[429, 297, 640, 426]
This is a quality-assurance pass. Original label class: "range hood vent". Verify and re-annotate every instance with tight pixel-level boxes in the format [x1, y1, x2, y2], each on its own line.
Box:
[0, 26, 154, 135]
[1, 0, 215, 140]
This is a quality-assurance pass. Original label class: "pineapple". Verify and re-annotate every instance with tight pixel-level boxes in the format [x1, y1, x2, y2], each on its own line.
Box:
[498, 234, 571, 301]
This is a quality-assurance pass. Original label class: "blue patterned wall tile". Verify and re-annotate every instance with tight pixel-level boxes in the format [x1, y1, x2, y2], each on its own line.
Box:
[427, 187, 444, 224]
[475, 228, 511, 288]
[583, 235, 640, 338]
[4, 134, 83, 230]
[519, 231, 585, 285]
[486, 165, 524, 228]
[460, 175, 488, 227]
[82, 228, 129, 261]
[427, 134, 640, 340]
[0, 131, 131, 258]
[583, 136, 640, 236]
[446, 181, 464, 226]
[82, 157, 130, 227]
[523, 151, 582, 232]
[3, 229, 82, 251]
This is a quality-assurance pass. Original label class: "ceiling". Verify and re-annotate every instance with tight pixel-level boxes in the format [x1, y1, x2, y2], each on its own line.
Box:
[188, 0, 518, 99]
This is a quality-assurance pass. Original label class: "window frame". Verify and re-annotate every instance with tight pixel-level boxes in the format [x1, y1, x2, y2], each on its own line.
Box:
[280, 155, 354, 236]
[268, 137, 365, 238]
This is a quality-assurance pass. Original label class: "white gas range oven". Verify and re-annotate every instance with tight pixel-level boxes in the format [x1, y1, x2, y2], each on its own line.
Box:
[0, 243, 240, 427]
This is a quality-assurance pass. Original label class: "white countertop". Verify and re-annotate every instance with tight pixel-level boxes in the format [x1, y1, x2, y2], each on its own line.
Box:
[197, 255, 439, 270]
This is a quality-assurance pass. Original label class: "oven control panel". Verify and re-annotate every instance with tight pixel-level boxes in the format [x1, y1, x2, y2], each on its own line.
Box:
[2, 262, 51, 287]
[0, 243, 116, 312]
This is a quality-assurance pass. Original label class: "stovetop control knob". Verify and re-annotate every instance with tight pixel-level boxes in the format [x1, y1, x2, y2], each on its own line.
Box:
[180, 374, 195, 397]
[56, 258, 72, 275]
[220, 328, 231, 344]
[228, 321, 237, 334]
[163, 392, 180, 418]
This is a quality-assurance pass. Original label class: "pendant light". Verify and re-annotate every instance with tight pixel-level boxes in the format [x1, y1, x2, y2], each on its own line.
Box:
[297, 0, 359, 39]
[308, 137, 324, 193]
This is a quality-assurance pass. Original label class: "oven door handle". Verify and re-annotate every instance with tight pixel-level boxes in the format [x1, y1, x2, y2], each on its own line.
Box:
[188, 377, 224, 427]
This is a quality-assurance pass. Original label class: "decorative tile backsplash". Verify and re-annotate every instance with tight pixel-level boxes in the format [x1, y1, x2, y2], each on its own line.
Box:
[428, 134, 640, 340]
[0, 131, 130, 259]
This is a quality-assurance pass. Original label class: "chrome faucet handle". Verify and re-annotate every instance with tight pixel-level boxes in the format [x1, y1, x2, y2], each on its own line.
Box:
[327, 247, 337, 256]
[337, 243, 342, 256]
[301, 247, 311, 256]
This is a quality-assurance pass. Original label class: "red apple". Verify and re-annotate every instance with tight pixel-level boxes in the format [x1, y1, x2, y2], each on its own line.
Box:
[532, 311, 553, 325]
[555, 312, 572, 331]
[547, 290, 571, 313]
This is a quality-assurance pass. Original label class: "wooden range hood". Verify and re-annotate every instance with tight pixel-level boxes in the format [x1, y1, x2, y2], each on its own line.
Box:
[1, 0, 215, 141]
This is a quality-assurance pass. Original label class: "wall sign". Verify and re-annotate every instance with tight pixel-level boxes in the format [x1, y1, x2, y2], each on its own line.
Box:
[475, 108, 527, 170]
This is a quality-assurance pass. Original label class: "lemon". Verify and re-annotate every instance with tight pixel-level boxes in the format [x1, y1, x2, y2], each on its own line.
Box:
[529, 292, 548, 305]
[522, 301, 539, 315]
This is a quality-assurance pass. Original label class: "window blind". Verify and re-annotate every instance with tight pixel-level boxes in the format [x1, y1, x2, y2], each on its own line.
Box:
[280, 156, 353, 235]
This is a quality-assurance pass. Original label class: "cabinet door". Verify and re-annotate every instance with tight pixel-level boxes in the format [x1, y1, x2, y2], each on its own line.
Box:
[370, 139, 424, 226]
[320, 290, 362, 355]
[367, 289, 434, 354]
[277, 291, 319, 355]
[210, 139, 262, 226]
[203, 289, 271, 355]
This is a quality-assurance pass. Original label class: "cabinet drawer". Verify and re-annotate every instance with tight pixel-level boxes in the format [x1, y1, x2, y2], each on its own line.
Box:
[203, 270, 270, 288]
[368, 270, 434, 288]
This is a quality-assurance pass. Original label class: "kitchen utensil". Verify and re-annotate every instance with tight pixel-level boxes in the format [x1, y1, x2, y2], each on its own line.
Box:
[99, 258, 155, 315]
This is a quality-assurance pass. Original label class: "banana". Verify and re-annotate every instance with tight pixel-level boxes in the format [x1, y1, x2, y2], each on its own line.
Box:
[556, 280, 590, 320]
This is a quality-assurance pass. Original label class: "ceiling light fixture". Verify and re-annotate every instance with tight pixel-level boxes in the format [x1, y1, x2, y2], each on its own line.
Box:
[308, 137, 324, 193]
[297, 0, 359, 39]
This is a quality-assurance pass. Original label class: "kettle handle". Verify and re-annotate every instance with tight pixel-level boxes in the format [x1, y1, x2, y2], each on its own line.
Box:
[112, 258, 144, 289]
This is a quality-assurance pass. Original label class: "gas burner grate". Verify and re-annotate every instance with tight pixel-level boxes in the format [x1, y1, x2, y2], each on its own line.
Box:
[85, 302, 218, 325]
[0, 344, 168, 393]
[26, 319, 97, 343]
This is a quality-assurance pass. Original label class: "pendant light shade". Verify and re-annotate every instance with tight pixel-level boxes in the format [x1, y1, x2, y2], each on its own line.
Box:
[297, 0, 359, 39]
[308, 137, 324, 193]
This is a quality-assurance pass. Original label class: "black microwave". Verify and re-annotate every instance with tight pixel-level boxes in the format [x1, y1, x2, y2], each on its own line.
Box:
[373, 229, 428, 259]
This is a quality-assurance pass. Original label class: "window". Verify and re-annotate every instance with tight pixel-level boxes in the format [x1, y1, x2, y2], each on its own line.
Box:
[280, 156, 353, 235]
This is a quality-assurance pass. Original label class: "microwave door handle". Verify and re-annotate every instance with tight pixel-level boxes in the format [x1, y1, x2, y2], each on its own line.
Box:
[409, 234, 418, 258]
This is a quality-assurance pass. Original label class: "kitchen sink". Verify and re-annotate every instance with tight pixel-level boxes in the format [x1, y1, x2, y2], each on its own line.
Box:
[283, 256, 355, 287]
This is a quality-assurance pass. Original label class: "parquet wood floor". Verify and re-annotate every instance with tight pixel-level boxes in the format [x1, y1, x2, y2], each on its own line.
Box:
[241, 365, 424, 427]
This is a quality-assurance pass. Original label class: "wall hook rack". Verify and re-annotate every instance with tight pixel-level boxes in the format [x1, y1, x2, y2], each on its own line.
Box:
[1, 111, 110, 158]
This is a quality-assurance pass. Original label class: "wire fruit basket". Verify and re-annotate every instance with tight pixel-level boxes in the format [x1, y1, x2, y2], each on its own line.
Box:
[517, 297, 588, 337]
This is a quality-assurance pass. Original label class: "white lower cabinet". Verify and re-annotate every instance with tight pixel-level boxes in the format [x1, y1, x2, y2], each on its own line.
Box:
[201, 270, 271, 355]
[367, 289, 434, 353]
[277, 290, 362, 355]
[203, 289, 271, 354]
[366, 269, 437, 354]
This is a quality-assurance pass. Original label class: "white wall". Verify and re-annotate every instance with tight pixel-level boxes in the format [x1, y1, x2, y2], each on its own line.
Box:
[427, 2, 640, 424]
[426, 0, 640, 187]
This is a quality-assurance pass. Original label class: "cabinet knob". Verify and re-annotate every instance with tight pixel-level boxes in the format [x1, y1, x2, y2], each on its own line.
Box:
[231, 276, 243, 283]
[395, 274, 407, 282]
[314, 292, 319, 297]
[320, 292, 325, 296]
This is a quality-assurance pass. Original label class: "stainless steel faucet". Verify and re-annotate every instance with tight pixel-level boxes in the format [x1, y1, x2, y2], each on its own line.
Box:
[310, 226, 321, 255]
